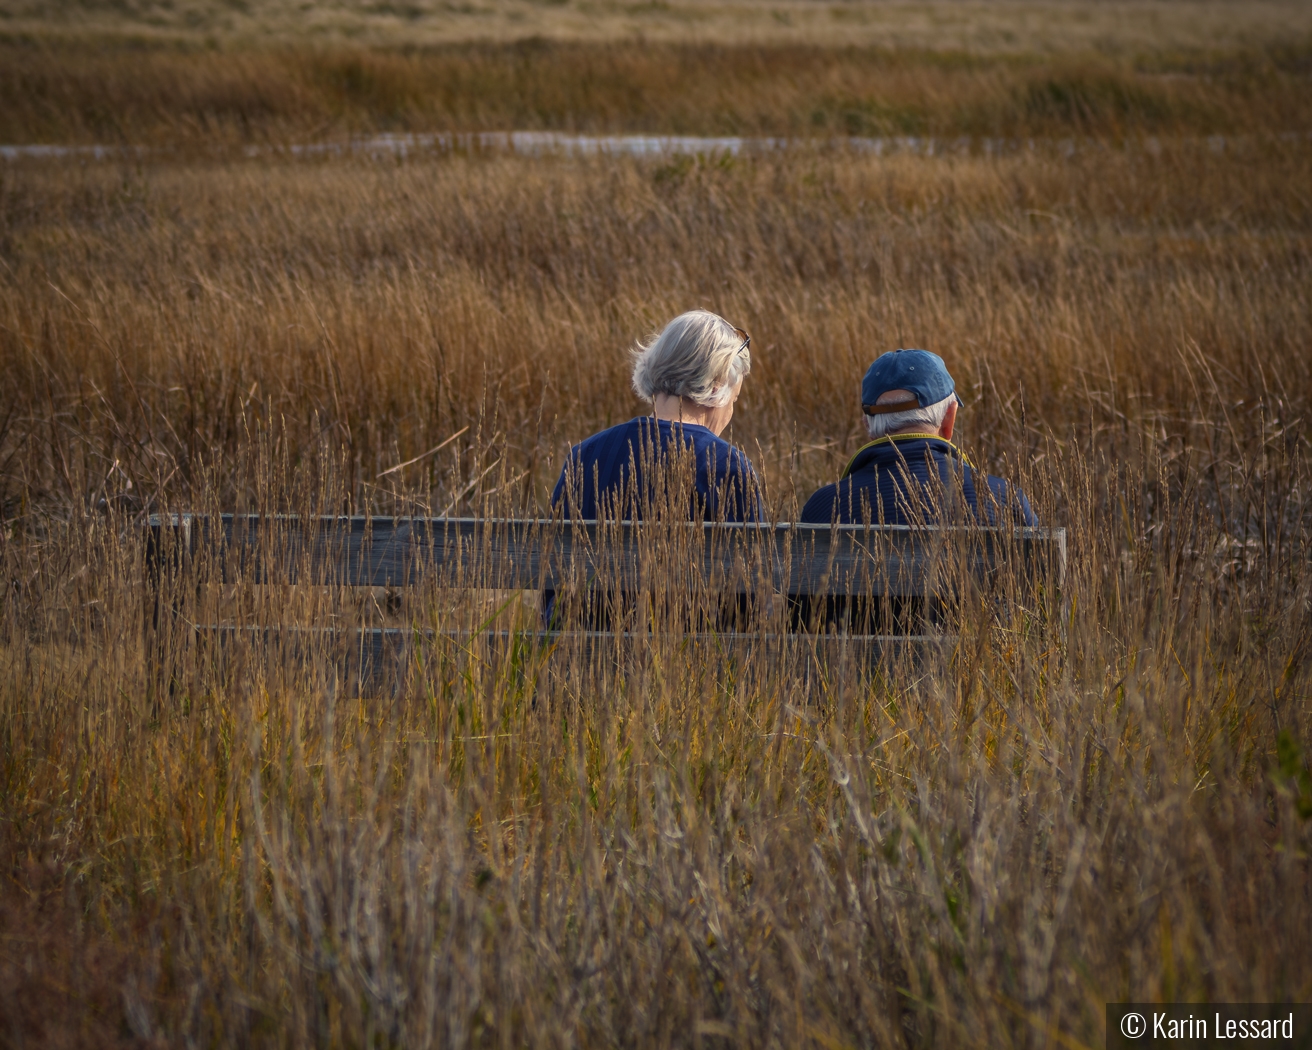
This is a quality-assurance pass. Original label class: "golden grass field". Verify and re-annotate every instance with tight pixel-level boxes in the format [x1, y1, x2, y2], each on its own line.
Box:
[2, 3, 1311, 1047]
[5, 35, 1312, 146]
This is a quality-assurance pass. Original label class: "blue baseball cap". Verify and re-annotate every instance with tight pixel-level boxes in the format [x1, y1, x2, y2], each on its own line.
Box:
[861, 349, 961, 416]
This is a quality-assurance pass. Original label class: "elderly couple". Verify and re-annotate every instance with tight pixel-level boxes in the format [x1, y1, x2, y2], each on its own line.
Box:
[552, 309, 1035, 527]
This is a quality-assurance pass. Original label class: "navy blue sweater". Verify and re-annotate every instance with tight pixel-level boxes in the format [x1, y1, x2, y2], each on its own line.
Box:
[551, 416, 761, 522]
[800, 434, 1036, 526]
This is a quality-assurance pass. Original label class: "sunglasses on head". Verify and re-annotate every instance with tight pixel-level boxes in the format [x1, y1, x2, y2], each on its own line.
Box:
[729, 324, 750, 355]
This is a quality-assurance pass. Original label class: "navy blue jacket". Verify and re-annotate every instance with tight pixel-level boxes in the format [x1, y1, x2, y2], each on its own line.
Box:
[800, 434, 1036, 526]
[551, 416, 761, 522]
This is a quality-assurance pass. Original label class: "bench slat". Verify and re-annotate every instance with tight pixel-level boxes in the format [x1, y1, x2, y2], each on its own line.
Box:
[149, 515, 1065, 597]
[180, 625, 954, 692]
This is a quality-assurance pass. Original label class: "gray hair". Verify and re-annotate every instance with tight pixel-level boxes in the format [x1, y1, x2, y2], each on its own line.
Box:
[865, 390, 955, 439]
[631, 310, 751, 409]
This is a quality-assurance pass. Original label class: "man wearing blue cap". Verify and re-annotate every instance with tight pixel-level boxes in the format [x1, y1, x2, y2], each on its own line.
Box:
[800, 349, 1036, 526]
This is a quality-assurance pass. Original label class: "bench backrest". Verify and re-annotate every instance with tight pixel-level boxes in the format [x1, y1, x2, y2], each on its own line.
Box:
[149, 515, 1065, 598]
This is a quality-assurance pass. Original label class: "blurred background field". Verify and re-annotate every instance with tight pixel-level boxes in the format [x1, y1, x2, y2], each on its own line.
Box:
[1, 3, 1311, 1048]
[3, 0, 1312, 145]
[4, 0, 1310, 50]
[3, 34, 1312, 146]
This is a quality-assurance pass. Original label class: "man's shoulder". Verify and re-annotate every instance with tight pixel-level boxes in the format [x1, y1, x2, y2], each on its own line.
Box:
[975, 470, 1038, 524]
[799, 482, 841, 523]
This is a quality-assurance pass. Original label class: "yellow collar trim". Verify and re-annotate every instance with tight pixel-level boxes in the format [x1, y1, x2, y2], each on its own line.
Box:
[840, 433, 969, 479]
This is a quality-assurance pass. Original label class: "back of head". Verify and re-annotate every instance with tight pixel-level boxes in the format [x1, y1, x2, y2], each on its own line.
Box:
[865, 389, 956, 439]
[860, 348, 960, 438]
[631, 309, 751, 409]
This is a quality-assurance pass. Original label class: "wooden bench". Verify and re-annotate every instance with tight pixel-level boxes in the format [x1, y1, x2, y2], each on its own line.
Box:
[146, 514, 1066, 688]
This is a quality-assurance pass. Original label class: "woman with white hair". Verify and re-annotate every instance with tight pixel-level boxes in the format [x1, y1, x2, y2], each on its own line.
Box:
[551, 309, 761, 522]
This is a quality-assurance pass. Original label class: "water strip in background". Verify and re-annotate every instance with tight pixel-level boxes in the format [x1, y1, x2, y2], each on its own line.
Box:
[2, 130, 1305, 162]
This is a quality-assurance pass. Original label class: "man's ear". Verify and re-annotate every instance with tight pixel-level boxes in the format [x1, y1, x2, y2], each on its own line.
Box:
[940, 400, 958, 441]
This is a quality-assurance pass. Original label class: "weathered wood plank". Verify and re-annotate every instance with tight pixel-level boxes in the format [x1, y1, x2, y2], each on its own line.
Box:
[185, 624, 954, 693]
[148, 515, 1065, 597]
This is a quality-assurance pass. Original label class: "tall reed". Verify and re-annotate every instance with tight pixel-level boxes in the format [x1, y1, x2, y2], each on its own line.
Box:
[3, 414, 1308, 1045]
[2, 143, 1307, 513]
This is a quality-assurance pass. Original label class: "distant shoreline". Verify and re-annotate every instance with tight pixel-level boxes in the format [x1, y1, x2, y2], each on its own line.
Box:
[5, 130, 1309, 162]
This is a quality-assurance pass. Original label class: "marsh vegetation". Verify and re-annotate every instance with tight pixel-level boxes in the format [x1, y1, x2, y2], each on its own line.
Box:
[1, 6, 1310, 1046]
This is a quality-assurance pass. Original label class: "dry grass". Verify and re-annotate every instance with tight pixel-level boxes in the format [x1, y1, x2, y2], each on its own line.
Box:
[3, 143, 1309, 509]
[3, 35, 1312, 145]
[3, 0, 1311, 50]
[1, 26, 1311, 1049]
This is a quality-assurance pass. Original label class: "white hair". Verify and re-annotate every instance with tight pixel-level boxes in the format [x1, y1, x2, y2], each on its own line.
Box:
[865, 390, 955, 439]
[631, 309, 751, 409]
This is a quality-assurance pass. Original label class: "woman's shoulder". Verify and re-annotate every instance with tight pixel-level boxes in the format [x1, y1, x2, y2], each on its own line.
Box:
[570, 417, 652, 454]
[725, 444, 758, 476]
